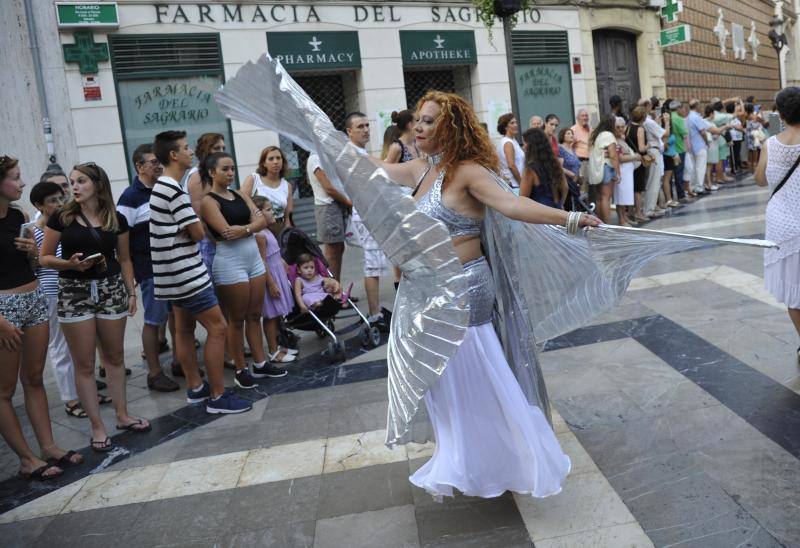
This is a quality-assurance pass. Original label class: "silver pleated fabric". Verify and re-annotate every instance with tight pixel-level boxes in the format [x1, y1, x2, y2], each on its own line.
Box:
[214, 54, 470, 447]
[215, 54, 778, 448]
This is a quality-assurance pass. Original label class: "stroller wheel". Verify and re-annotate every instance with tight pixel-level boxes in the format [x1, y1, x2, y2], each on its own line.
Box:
[369, 326, 381, 347]
[315, 328, 326, 339]
[334, 340, 346, 359]
[360, 326, 371, 347]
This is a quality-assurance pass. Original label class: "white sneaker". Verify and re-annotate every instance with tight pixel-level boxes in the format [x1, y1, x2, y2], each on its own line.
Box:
[710, 184, 719, 191]
[280, 347, 299, 356]
[269, 350, 296, 364]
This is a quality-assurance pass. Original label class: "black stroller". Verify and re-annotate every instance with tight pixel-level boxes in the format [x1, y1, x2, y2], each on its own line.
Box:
[279, 227, 381, 362]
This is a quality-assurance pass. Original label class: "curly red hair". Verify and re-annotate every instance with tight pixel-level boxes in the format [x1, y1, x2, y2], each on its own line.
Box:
[416, 91, 499, 183]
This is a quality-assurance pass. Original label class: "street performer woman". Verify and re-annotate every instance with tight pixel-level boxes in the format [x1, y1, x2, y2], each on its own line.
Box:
[379, 91, 600, 498]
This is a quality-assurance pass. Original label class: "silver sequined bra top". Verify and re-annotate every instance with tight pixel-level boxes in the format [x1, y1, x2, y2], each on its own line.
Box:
[414, 166, 482, 238]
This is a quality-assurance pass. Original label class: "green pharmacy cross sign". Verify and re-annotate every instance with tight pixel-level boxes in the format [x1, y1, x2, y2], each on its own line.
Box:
[63, 30, 109, 74]
[660, 0, 683, 23]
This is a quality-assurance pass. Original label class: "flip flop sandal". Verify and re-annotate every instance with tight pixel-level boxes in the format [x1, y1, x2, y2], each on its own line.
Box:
[116, 419, 152, 433]
[48, 450, 83, 468]
[98, 394, 113, 405]
[65, 401, 88, 418]
[91, 437, 114, 453]
[280, 346, 299, 356]
[19, 463, 63, 481]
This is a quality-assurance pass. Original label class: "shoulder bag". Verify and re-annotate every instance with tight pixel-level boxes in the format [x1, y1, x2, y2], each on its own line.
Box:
[78, 211, 108, 272]
[770, 151, 800, 201]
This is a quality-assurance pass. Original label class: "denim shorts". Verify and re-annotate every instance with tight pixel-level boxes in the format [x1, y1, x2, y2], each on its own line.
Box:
[212, 238, 266, 286]
[171, 284, 218, 315]
[140, 277, 170, 326]
[602, 164, 616, 184]
[58, 274, 129, 323]
[0, 287, 49, 329]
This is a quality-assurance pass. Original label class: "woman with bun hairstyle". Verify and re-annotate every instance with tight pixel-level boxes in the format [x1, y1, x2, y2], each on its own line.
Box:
[755, 87, 800, 364]
[242, 147, 294, 239]
[383, 110, 420, 164]
[496, 113, 525, 190]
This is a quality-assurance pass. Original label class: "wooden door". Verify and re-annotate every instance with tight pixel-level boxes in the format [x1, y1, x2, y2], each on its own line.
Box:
[593, 30, 641, 116]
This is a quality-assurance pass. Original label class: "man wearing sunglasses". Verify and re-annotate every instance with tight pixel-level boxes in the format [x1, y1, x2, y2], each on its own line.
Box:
[116, 144, 180, 392]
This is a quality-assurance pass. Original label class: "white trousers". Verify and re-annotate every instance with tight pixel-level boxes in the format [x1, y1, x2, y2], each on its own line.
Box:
[46, 295, 78, 402]
[644, 150, 664, 214]
[686, 148, 708, 192]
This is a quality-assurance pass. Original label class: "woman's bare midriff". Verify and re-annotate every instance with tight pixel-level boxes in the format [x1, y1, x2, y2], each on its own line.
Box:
[0, 279, 39, 295]
[453, 236, 482, 265]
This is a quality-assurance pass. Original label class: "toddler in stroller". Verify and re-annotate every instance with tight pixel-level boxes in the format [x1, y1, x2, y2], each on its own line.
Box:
[281, 228, 381, 361]
[293, 253, 348, 313]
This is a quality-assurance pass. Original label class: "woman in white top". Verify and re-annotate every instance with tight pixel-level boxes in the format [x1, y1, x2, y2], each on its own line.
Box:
[242, 146, 294, 238]
[496, 113, 525, 190]
[755, 86, 800, 363]
[588, 114, 621, 224]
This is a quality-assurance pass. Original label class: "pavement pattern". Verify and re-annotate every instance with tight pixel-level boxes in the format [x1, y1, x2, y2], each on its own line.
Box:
[1, 175, 798, 547]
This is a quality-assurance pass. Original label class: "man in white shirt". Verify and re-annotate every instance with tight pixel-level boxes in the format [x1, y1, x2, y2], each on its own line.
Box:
[307, 153, 352, 281]
[345, 112, 390, 331]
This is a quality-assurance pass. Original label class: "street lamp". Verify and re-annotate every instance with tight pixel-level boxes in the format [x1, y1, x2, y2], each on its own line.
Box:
[768, 6, 788, 86]
[494, 0, 524, 136]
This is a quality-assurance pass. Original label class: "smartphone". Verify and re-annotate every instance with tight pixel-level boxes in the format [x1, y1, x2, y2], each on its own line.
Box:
[754, 104, 761, 113]
[18, 221, 36, 238]
[81, 253, 103, 262]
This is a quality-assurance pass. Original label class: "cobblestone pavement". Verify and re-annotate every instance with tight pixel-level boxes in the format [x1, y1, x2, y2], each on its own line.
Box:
[1, 175, 798, 547]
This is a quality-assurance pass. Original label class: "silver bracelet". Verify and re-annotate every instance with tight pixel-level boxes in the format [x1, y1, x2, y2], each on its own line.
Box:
[565, 211, 582, 236]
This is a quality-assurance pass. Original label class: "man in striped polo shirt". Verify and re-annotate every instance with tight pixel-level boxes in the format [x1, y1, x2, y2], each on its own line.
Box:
[150, 130, 250, 414]
[117, 144, 179, 393]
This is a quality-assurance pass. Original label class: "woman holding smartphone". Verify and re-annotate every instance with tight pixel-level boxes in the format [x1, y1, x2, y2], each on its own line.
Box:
[40, 162, 149, 453]
[0, 155, 83, 480]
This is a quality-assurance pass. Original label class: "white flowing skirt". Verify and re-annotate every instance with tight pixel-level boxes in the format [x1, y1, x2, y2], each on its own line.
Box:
[410, 323, 571, 499]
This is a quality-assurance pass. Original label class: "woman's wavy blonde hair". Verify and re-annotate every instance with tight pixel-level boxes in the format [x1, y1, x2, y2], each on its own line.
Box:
[60, 162, 118, 232]
[416, 91, 499, 184]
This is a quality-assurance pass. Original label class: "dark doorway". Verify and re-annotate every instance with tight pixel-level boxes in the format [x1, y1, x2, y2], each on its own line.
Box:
[593, 30, 641, 117]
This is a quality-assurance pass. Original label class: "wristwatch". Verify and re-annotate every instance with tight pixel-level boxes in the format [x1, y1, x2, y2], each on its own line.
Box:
[245, 226, 251, 235]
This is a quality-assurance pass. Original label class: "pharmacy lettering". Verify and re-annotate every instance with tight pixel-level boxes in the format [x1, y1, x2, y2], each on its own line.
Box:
[519, 67, 563, 98]
[400, 31, 477, 66]
[266, 31, 361, 71]
[134, 82, 214, 125]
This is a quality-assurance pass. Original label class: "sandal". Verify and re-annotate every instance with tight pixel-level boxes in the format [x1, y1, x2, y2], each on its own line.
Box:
[65, 401, 88, 418]
[98, 394, 113, 405]
[90, 437, 114, 453]
[280, 346, 299, 356]
[116, 419, 152, 433]
[47, 449, 83, 468]
[19, 463, 63, 481]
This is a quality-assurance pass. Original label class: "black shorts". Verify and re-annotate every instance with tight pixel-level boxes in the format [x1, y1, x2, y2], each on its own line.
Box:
[663, 154, 676, 171]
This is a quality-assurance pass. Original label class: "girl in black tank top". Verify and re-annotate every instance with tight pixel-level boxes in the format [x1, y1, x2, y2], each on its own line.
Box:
[0, 155, 83, 479]
[205, 191, 251, 240]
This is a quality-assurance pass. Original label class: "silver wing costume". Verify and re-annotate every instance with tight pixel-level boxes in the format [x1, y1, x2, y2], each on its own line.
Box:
[215, 54, 777, 447]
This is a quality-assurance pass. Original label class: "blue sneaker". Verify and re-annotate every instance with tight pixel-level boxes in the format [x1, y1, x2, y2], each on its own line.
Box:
[206, 390, 252, 415]
[186, 381, 211, 404]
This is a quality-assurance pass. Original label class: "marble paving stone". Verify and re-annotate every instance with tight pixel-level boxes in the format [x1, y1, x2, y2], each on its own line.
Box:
[256, 409, 332, 448]
[157, 450, 249, 499]
[215, 519, 316, 548]
[314, 505, 419, 548]
[327, 400, 391, 438]
[216, 478, 321, 537]
[414, 491, 530, 548]
[328, 377, 388, 408]
[550, 409, 570, 435]
[263, 386, 335, 417]
[323, 430, 407, 473]
[317, 461, 413, 519]
[104, 433, 186, 472]
[513, 471, 634, 541]
[556, 432, 595, 477]
[31, 502, 144, 547]
[0, 515, 54, 548]
[62, 465, 166, 513]
[534, 522, 653, 548]
[0, 477, 87, 524]
[122, 489, 233, 546]
[406, 441, 435, 461]
[238, 439, 326, 486]
[632, 472, 784, 548]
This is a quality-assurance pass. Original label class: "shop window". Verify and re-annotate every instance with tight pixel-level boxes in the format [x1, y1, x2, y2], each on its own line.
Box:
[109, 34, 235, 183]
[511, 31, 574, 127]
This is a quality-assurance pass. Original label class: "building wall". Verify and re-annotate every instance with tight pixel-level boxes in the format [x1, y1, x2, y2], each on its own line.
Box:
[577, 4, 667, 118]
[48, 1, 587, 201]
[661, 0, 790, 104]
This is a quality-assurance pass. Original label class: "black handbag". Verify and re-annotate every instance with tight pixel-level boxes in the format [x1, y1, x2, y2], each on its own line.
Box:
[770, 152, 800, 201]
